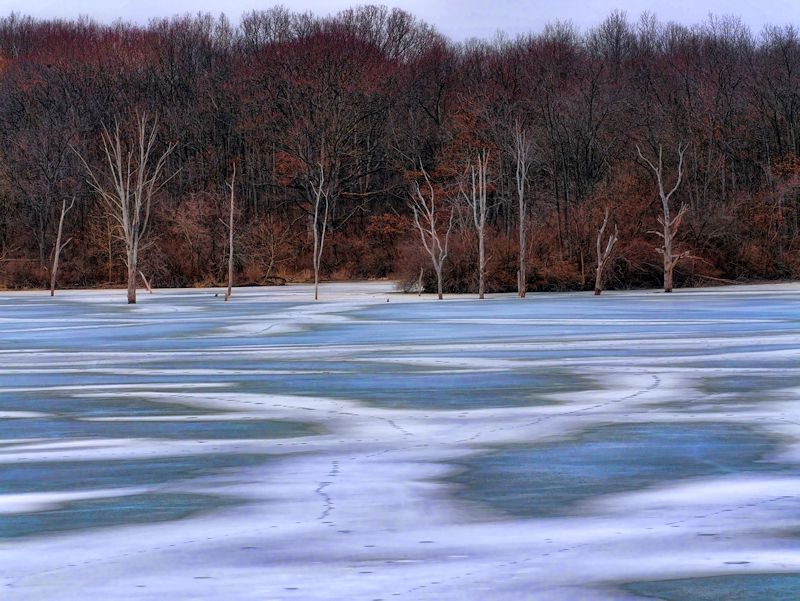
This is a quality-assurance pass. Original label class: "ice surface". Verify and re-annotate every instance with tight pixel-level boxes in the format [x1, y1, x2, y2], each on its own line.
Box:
[1, 282, 799, 599]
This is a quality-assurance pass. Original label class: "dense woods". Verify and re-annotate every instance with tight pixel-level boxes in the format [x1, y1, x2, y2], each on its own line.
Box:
[1, 7, 799, 295]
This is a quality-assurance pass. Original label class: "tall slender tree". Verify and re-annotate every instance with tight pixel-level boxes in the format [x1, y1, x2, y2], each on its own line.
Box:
[49, 195, 75, 296]
[410, 162, 453, 299]
[513, 121, 533, 298]
[460, 150, 490, 299]
[637, 143, 690, 293]
[594, 207, 618, 295]
[311, 163, 329, 301]
[78, 114, 176, 304]
[224, 162, 236, 301]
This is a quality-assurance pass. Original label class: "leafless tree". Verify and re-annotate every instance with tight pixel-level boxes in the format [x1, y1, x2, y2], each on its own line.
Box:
[460, 149, 490, 299]
[224, 162, 236, 301]
[637, 143, 690, 293]
[513, 120, 534, 298]
[240, 214, 295, 284]
[594, 207, 618, 295]
[49, 196, 75, 296]
[77, 114, 176, 304]
[311, 163, 329, 301]
[410, 161, 453, 299]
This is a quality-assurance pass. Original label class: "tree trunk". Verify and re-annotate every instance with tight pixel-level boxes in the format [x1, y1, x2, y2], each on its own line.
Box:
[50, 241, 62, 297]
[50, 204, 64, 297]
[107, 221, 113, 283]
[594, 267, 603, 295]
[313, 214, 321, 301]
[478, 231, 485, 300]
[436, 267, 443, 300]
[518, 220, 526, 298]
[311, 163, 327, 302]
[514, 121, 530, 299]
[664, 258, 674, 293]
[127, 262, 137, 304]
[518, 179, 526, 298]
[50, 196, 74, 297]
[225, 163, 236, 301]
[663, 209, 673, 293]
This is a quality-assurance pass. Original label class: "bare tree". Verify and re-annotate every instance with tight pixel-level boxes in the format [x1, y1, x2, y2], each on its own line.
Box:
[77, 114, 176, 304]
[49, 196, 75, 296]
[410, 161, 454, 300]
[594, 207, 618, 295]
[460, 150, 490, 299]
[311, 163, 329, 301]
[513, 121, 534, 298]
[224, 162, 236, 301]
[240, 214, 295, 284]
[637, 143, 689, 293]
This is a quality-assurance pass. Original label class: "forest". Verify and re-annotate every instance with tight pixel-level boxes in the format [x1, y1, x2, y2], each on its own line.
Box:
[0, 6, 799, 295]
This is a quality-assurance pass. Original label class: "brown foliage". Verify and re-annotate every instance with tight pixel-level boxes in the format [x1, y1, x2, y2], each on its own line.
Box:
[1, 10, 799, 291]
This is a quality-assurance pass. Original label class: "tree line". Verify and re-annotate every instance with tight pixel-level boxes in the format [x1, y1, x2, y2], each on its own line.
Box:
[1, 6, 799, 300]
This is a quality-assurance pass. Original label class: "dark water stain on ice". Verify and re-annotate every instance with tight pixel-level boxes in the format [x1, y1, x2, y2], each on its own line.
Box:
[451, 423, 785, 518]
[0, 493, 235, 539]
[1, 453, 272, 494]
[0, 416, 316, 440]
[2, 363, 579, 413]
[700, 374, 800, 397]
[0, 394, 212, 418]
[0, 454, 270, 538]
[239, 365, 579, 410]
[621, 573, 800, 600]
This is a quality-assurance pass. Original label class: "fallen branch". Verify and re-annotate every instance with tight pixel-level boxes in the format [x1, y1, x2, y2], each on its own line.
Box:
[139, 271, 153, 293]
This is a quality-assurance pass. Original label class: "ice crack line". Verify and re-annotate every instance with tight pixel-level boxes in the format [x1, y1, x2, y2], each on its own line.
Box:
[316, 460, 339, 524]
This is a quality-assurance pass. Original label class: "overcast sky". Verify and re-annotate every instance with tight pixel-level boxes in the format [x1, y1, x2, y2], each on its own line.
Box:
[5, 0, 800, 40]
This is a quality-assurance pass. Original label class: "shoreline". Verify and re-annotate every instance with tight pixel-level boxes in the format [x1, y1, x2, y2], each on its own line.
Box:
[1, 279, 799, 300]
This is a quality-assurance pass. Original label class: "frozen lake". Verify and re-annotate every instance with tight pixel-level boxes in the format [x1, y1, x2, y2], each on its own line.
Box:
[1, 281, 800, 600]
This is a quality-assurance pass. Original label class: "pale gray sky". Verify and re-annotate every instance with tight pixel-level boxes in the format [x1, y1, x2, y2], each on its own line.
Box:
[4, 0, 800, 40]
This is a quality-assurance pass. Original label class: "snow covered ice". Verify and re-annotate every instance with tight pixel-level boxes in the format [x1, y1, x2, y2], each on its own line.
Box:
[1, 282, 800, 600]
